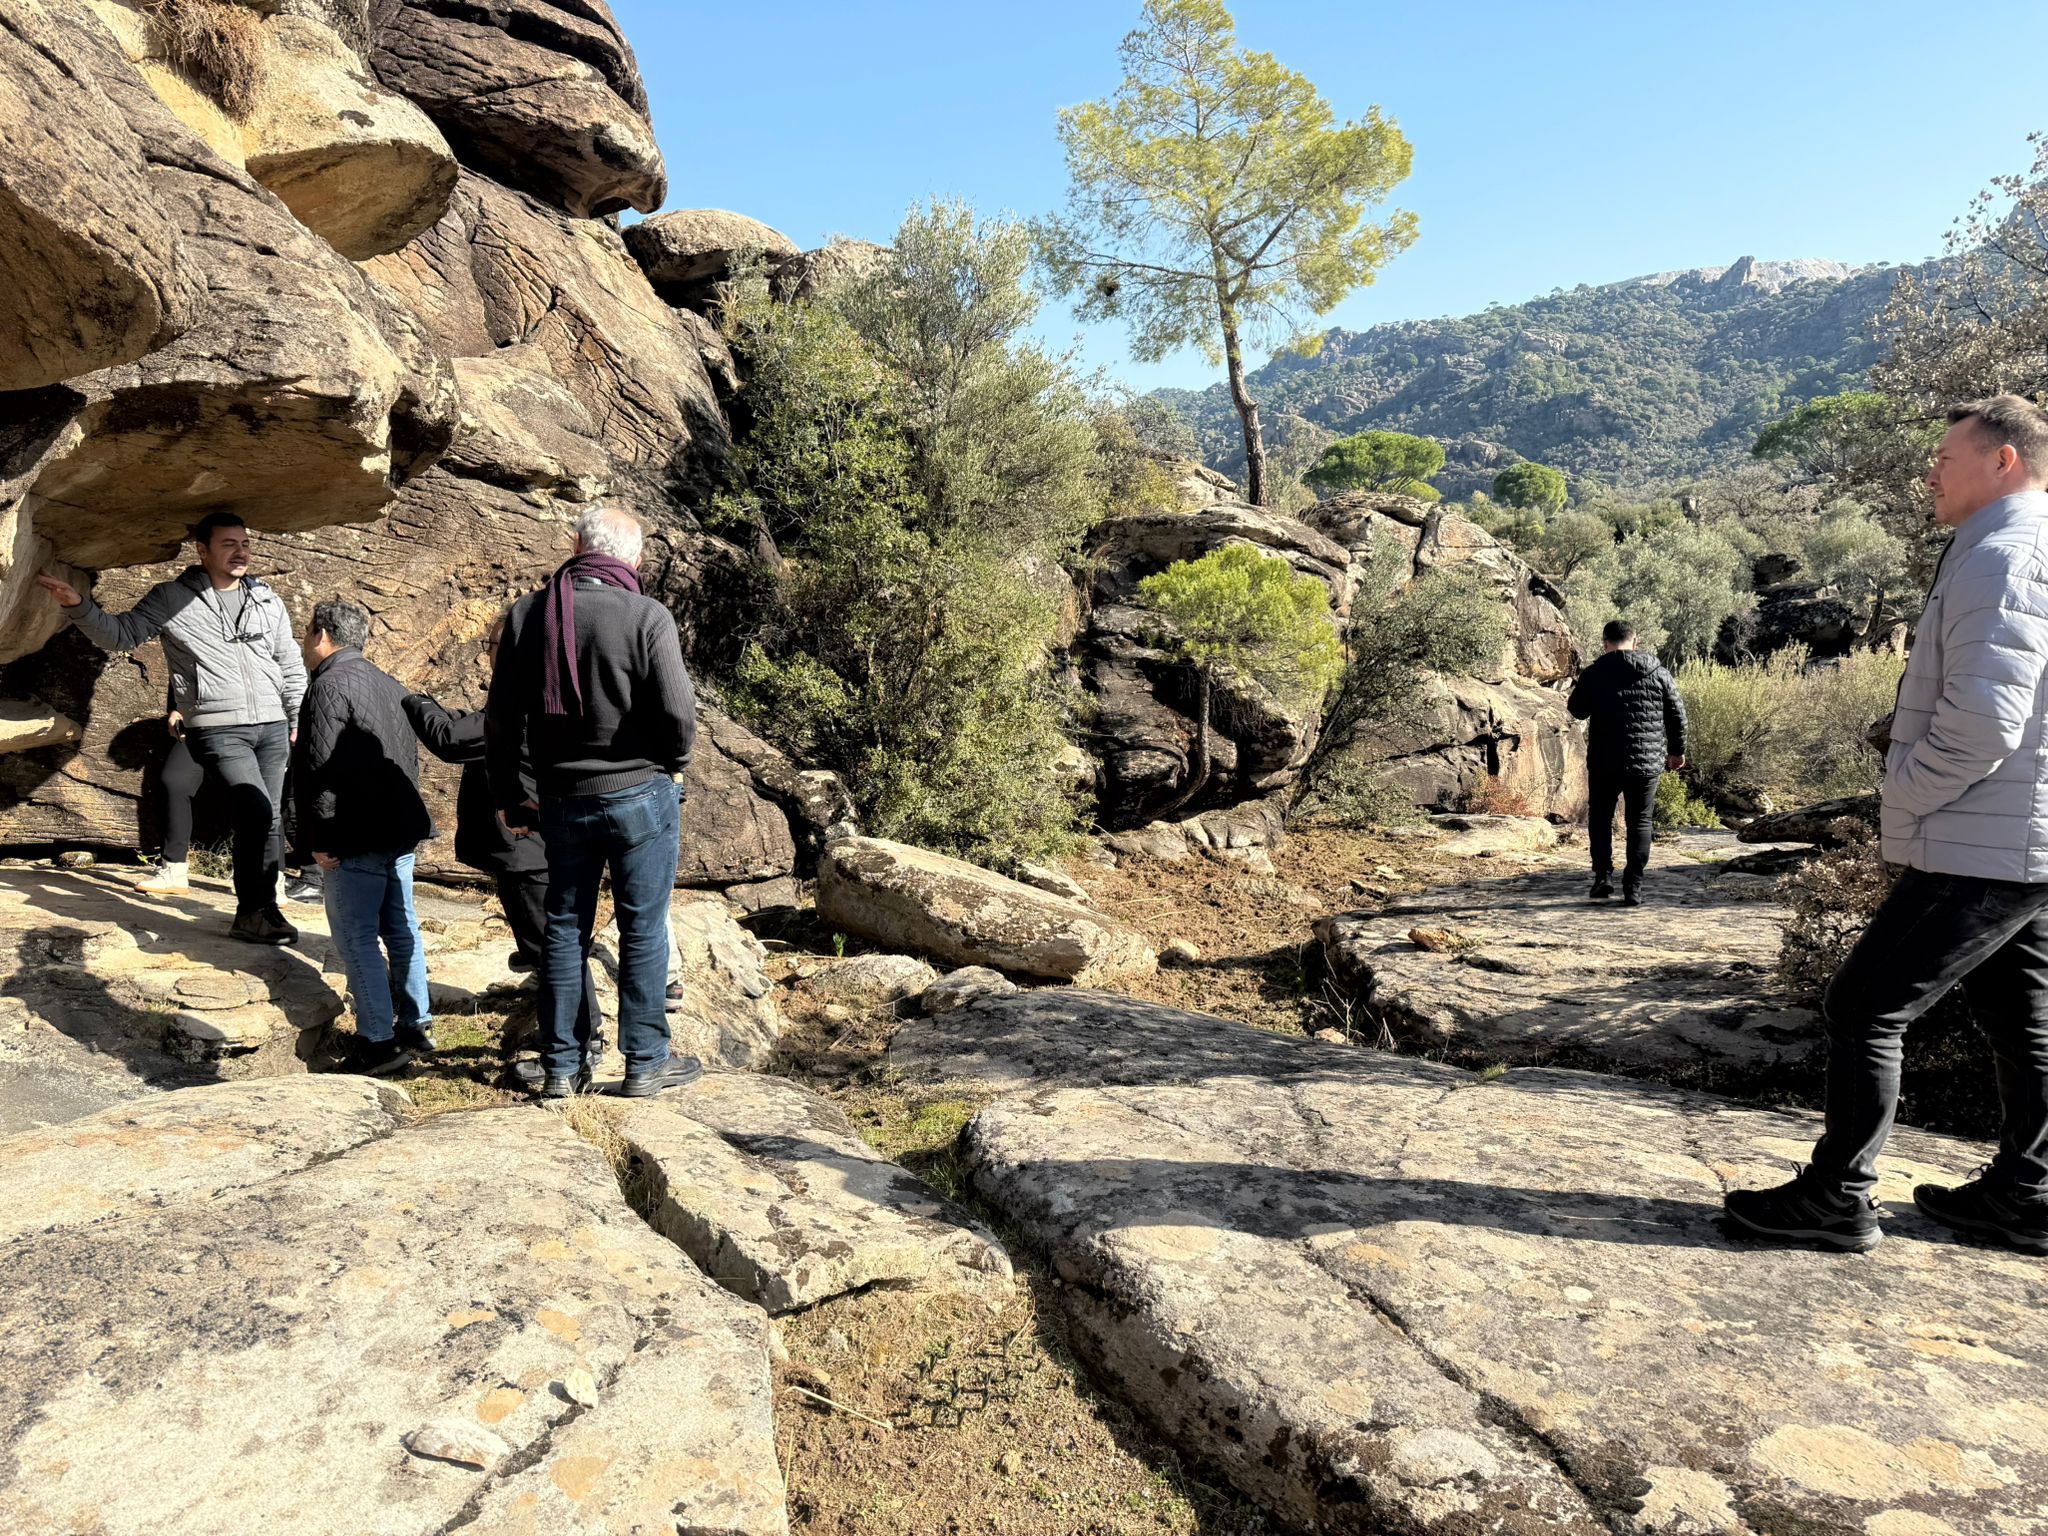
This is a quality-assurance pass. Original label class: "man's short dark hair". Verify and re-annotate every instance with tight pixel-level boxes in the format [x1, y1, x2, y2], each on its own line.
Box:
[192, 512, 247, 547]
[1948, 394, 2048, 478]
[310, 600, 370, 652]
[1602, 619, 1635, 646]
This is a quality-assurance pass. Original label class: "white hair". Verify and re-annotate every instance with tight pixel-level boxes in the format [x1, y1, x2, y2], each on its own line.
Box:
[575, 506, 645, 563]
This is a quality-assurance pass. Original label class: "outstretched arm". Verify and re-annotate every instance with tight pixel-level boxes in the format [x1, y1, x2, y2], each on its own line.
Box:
[39, 573, 178, 653]
[404, 693, 485, 763]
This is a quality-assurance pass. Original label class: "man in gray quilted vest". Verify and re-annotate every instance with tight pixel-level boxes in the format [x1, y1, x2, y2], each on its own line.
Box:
[1726, 395, 2048, 1256]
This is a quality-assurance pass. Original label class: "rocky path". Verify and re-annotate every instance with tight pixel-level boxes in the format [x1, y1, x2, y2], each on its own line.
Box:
[1314, 837, 1822, 1076]
[892, 989, 2048, 1536]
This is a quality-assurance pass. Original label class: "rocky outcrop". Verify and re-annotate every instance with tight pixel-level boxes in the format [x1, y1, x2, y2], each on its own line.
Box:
[770, 238, 890, 303]
[796, 953, 940, 1013]
[0, 1089, 789, 1535]
[367, 0, 666, 218]
[0, 0, 458, 675]
[1082, 504, 1352, 826]
[615, 1073, 1012, 1313]
[1308, 492, 1587, 819]
[0, 0, 201, 392]
[663, 895, 786, 1071]
[626, 208, 801, 312]
[818, 835, 1157, 985]
[240, 11, 458, 259]
[1315, 853, 1820, 1074]
[891, 990, 2048, 1536]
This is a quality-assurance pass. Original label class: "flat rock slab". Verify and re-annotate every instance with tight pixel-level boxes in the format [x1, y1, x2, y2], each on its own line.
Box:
[1315, 858, 1819, 1074]
[613, 1073, 1012, 1314]
[0, 1074, 407, 1243]
[0, 867, 345, 1120]
[894, 992, 2047, 1536]
[0, 1098, 786, 1536]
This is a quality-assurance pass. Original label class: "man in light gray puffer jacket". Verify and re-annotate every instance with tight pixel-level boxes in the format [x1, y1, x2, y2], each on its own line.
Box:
[36, 512, 305, 946]
[1726, 394, 2048, 1258]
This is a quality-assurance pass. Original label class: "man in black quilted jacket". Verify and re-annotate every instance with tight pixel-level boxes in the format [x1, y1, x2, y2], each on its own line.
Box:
[1566, 620, 1687, 906]
[295, 600, 436, 1077]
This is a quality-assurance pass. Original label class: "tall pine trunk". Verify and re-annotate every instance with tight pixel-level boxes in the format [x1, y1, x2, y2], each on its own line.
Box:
[1218, 297, 1267, 507]
[1159, 664, 1215, 819]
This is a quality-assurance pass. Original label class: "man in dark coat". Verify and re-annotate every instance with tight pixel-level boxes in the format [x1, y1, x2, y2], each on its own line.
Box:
[295, 600, 435, 1076]
[1566, 619, 1687, 905]
[406, 618, 603, 1079]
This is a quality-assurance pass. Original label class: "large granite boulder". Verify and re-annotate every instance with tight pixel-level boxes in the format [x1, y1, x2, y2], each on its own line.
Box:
[613, 1073, 1012, 1314]
[0, 0, 458, 673]
[0, 1087, 789, 1535]
[625, 208, 801, 312]
[0, 167, 747, 856]
[368, 0, 666, 218]
[1306, 494, 1588, 819]
[1082, 505, 1352, 826]
[0, 0, 201, 392]
[890, 990, 2048, 1536]
[817, 834, 1157, 985]
[769, 237, 891, 304]
[239, 10, 458, 259]
[1315, 853, 1821, 1075]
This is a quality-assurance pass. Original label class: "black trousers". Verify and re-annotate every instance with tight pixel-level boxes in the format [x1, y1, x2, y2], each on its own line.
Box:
[160, 738, 203, 863]
[1588, 768, 1657, 887]
[1811, 867, 2048, 1205]
[495, 870, 599, 1041]
[183, 721, 288, 915]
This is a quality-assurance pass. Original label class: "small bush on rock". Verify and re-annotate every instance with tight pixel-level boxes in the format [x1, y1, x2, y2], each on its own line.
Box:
[1778, 824, 1895, 1000]
[141, 0, 266, 117]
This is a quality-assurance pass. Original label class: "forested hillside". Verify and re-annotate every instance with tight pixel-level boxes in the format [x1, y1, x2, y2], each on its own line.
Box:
[1154, 256, 1922, 492]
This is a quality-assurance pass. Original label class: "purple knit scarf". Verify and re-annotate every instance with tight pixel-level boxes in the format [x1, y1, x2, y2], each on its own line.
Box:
[540, 551, 642, 716]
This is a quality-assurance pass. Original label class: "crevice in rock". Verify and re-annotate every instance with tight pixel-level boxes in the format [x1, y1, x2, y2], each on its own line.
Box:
[1328, 1270, 1625, 1529]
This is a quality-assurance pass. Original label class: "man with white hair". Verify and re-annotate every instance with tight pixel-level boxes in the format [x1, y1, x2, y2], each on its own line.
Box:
[486, 507, 701, 1099]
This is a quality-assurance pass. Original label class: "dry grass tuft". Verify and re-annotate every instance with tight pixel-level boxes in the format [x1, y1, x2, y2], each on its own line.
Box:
[140, 0, 267, 118]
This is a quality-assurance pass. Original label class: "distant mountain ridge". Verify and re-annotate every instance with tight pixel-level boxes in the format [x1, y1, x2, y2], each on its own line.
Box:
[1152, 255, 1925, 495]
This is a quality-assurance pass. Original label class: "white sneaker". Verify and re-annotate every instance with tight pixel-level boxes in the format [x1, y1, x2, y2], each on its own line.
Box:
[137, 860, 189, 895]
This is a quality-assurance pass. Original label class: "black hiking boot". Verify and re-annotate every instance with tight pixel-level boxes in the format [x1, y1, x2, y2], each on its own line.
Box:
[1588, 878, 1614, 901]
[513, 1047, 603, 1095]
[537, 1066, 592, 1100]
[1914, 1170, 2048, 1256]
[396, 1023, 435, 1056]
[1723, 1171, 1881, 1252]
[1621, 886, 1644, 907]
[230, 906, 298, 946]
[617, 1055, 705, 1098]
[333, 1035, 415, 1078]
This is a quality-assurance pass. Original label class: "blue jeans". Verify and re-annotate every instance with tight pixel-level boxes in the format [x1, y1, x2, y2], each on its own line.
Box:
[539, 777, 679, 1077]
[323, 851, 431, 1043]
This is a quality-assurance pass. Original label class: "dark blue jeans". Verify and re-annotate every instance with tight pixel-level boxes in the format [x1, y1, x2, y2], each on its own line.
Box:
[323, 850, 431, 1043]
[184, 721, 288, 914]
[538, 777, 679, 1077]
[1812, 867, 2048, 1205]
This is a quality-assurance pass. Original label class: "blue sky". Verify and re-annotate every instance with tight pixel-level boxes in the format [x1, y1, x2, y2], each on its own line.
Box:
[613, 0, 2048, 394]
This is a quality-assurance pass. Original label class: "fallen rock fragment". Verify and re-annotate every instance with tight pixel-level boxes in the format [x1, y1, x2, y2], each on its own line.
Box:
[614, 1073, 1012, 1314]
[403, 1419, 509, 1470]
[818, 834, 1156, 985]
[921, 967, 1018, 1014]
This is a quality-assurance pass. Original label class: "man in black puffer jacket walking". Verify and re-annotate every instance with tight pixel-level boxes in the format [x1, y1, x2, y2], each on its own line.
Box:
[1567, 620, 1687, 905]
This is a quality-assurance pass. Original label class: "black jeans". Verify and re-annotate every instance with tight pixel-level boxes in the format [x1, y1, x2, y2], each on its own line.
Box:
[184, 721, 289, 915]
[160, 738, 203, 863]
[1588, 768, 1657, 887]
[495, 870, 599, 1042]
[1811, 867, 2048, 1206]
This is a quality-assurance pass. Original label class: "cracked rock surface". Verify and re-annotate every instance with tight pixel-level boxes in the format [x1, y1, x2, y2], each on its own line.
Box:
[616, 1072, 1013, 1314]
[1316, 855, 1821, 1074]
[892, 990, 2047, 1536]
[0, 1091, 787, 1536]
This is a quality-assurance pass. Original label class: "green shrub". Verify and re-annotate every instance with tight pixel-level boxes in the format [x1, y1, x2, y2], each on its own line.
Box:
[716, 200, 1105, 863]
[1492, 461, 1568, 513]
[1674, 646, 1903, 812]
[1653, 771, 1721, 830]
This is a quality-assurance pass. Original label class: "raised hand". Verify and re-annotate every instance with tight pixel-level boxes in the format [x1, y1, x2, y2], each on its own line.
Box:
[33, 572, 81, 608]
